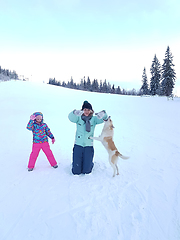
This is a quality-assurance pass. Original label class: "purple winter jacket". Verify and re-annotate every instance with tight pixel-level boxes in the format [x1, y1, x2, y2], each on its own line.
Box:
[27, 120, 54, 143]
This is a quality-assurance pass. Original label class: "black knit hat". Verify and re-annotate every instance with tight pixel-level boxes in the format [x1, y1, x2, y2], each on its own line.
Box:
[81, 101, 93, 110]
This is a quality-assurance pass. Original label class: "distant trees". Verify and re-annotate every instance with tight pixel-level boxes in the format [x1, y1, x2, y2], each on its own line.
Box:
[50, 46, 177, 97]
[140, 46, 176, 97]
[49, 76, 137, 96]
[0, 65, 18, 80]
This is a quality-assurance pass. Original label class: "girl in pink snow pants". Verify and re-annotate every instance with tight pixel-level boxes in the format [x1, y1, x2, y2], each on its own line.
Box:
[27, 112, 58, 171]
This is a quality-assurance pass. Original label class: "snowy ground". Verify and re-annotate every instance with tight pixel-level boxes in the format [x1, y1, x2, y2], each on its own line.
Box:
[0, 80, 180, 240]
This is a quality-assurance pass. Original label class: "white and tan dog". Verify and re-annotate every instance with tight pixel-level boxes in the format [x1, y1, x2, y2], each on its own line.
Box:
[91, 116, 129, 177]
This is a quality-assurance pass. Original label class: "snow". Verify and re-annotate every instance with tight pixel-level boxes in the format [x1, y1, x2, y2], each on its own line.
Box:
[0, 80, 180, 240]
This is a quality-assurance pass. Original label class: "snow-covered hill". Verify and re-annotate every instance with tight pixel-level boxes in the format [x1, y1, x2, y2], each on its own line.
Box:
[0, 80, 180, 240]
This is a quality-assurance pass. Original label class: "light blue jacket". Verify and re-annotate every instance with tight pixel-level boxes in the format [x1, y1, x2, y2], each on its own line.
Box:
[68, 111, 108, 147]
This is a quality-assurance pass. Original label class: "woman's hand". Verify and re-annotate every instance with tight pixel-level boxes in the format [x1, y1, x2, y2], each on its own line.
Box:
[95, 110, 106, 119]
[52, 138, 55, 144]
[73, 109, 83, 116]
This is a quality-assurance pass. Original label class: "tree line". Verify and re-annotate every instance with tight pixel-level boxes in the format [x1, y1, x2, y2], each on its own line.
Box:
[140, 46, 176, 96]
[0, 66, 19, 80]
[49, 46, 177, 97]
[1, 45, 177, 97]
[49, 76, 139, 95]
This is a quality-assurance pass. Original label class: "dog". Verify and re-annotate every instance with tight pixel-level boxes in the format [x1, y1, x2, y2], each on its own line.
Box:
[91, 116, 129, 177]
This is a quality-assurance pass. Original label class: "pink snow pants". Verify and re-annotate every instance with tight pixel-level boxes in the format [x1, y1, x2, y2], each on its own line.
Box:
[28, 142, 57, 168]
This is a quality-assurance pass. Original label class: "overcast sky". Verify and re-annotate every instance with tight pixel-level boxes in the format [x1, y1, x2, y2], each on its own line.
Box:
[0, 0, 179, 93]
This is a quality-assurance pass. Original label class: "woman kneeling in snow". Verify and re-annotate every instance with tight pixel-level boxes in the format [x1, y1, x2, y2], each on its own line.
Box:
[68, 101, 108, 175]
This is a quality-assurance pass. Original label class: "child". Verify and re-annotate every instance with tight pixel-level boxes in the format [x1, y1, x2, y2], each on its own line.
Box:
[27, 112, 58, 171]
[68, 101, 108, 175]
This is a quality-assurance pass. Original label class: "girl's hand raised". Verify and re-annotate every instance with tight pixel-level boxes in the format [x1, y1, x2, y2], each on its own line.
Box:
[30, 115, 36, 121]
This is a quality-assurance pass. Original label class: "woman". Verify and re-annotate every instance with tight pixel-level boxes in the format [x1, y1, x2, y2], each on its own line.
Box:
[68, 100, 108, 175]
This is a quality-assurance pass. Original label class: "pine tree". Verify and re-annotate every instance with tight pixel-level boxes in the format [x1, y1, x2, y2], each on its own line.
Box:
[70, 77, 74, 88]
[79, 79, 84, 90]
[99, 80, 103, 92]
[92, 79, 99, 92]
[73, 82, 77, 89]
[140, 67, 149, 95]
[150, 55, 161, 95]
[83, 76, 87, 91]
[76, 83, 80, 90]
[131, 88, 137, 95]
[116, 86, 121, 94]
[111, 84, 115, 94]
[161, 46, 176, 96]
[62, 81, 66, 87]
[11, 70, 18, 79]
[86, 76, 91, 91]
[107, 82, 111, 93]
[102, 79, 108, 93]
[122, 89, 126, 95]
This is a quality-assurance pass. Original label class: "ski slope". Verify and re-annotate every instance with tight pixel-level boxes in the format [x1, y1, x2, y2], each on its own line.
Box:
[0, 80, 180, 240]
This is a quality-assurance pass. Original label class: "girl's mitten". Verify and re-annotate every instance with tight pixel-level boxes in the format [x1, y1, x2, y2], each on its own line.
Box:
[30, 114, 36, 120]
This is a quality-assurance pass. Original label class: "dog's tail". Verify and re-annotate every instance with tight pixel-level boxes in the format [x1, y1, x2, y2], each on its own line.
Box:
[115, 151, 129, 160]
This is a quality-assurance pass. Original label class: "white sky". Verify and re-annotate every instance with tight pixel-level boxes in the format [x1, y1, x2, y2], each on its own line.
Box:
[0, 0, 180, 94]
